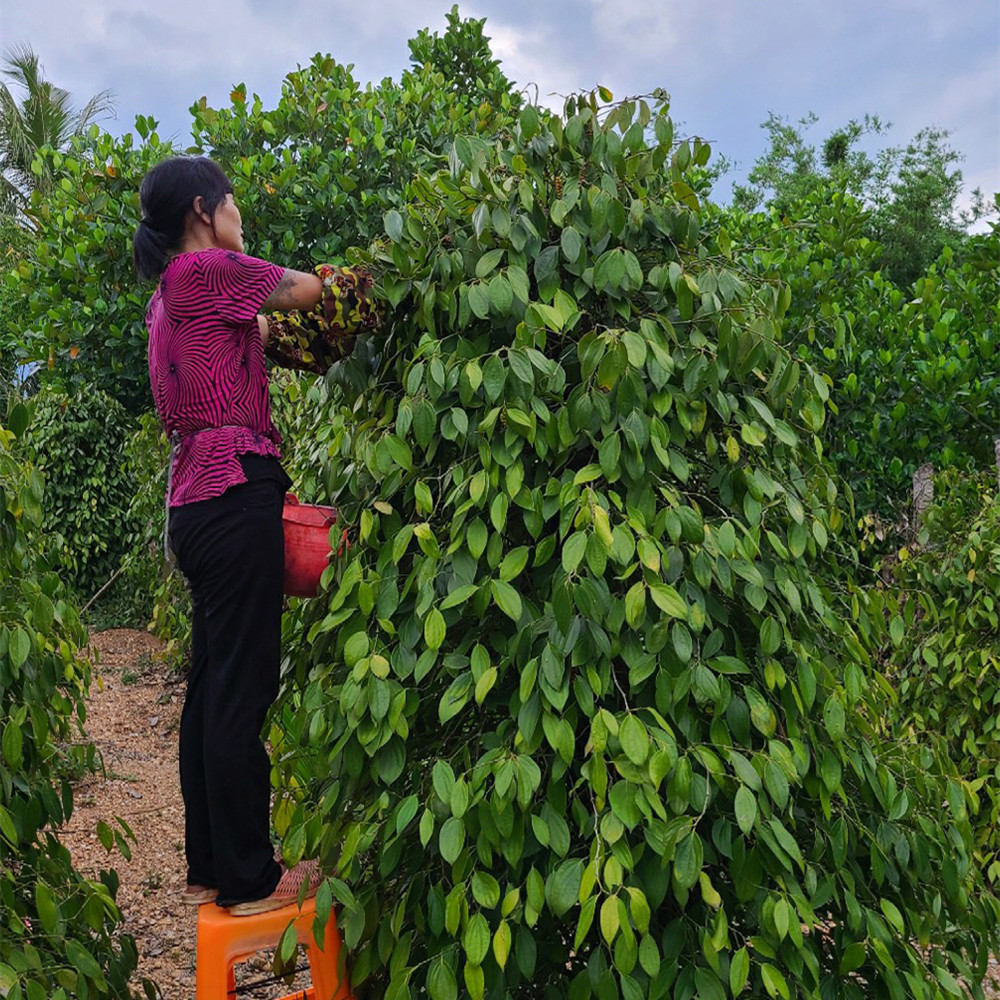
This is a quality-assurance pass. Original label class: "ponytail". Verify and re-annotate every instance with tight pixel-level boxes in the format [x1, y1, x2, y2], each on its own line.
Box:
[132, 156, 234, 281]
[133, 218, 175, 281]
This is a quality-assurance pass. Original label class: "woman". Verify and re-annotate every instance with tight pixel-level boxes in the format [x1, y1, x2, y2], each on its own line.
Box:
[134, 156, 330, 916]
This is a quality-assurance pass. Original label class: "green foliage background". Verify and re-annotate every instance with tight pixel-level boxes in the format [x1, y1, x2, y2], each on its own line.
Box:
[20, 388, 137, 602]
[732, 113, 989, 287]
[888, 470, 1000, 881]
[0, 401, 142, 999]
[728, 191, 999, 522]
[0, 10, 997, 999]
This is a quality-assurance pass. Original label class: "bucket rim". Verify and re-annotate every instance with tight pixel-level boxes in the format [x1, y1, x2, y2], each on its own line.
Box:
[282, 500, 338, 527]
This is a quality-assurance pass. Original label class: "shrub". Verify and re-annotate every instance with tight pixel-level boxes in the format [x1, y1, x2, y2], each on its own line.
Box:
[266, 91, 997, 999]
[888, 468, 1000, 880]
[0, 399, 144, 998]
[119, 410, 191, 664]
[728, 193, 1000, 524]
[21, 388, 137, 602]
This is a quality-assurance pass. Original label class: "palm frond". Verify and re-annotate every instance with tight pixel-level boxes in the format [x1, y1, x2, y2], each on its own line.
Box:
[0, 43, 116, 212]
[0, 173, 27, 216]
[0, 84, 36, 183]
[24, 84, 74, 148]
[2, 44, 43, 93]
[73, 88, 116, 133]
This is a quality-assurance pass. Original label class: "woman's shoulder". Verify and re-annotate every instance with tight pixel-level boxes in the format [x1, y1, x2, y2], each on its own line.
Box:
[159, 249, 248, 303]
[163, 247, 245, 275]
[192, 247, 275, 270]
[160, 251, 204, 286]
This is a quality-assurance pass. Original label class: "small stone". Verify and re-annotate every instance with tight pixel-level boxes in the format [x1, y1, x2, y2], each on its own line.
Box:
[149, 715, 160, 727]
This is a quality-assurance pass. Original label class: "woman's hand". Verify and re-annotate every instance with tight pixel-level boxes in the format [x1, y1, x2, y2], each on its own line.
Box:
[257, 314, 270, 348]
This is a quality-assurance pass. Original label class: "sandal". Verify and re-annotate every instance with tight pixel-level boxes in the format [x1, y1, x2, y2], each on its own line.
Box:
[181, 884, 218, 905]
[227, 860, 322, 916]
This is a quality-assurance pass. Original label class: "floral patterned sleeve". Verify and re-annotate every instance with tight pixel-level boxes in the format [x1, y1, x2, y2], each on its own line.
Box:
[264, 264, 380, 374]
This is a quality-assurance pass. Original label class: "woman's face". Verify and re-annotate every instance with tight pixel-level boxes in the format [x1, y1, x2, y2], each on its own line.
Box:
[212, 194, 244, 253]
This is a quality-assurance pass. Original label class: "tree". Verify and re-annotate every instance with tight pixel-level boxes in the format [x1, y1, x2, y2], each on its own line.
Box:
[408, 4, 520, 111]
[871, 125, 972, 287]
[725, 185, 1000, 525]
[0, 45, 113, 216]
[733, 112, 990, 285]
[732, 113, 888, 217]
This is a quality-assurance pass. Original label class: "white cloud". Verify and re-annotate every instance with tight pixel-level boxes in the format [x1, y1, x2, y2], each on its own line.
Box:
[924, 55, 999, 130]
[588, 0, 681, 58]
[479, 19, 583, 110]
[3, 0, 996, 208]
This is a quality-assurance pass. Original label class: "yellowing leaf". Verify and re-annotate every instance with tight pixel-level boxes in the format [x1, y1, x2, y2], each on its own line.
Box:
[599, 895, 620, 944]
[493, 921, 511, 969]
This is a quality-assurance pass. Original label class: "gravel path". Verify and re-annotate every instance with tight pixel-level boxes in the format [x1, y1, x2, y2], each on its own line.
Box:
[60, 628, 313, 998]
[987, 956, 1000, 999]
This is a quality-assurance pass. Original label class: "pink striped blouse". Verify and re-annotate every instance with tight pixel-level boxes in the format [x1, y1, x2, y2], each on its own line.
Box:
[146, 248, 286, 507]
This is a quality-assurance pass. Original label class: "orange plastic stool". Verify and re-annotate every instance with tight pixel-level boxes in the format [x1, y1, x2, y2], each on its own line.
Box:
[195, 895, 352, 1000]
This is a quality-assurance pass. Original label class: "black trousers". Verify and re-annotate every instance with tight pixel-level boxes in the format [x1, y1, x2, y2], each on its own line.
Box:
[168, 463, 288, 906]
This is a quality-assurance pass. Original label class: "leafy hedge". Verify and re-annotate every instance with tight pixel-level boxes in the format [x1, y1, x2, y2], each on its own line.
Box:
[730, 192, 1000, 522]
[0, 400, 142, 999]
[21, 389, 137, 602]
[120, 411, 190, 661]
[888, 469, 1000, 880]
[265, 87, 997, 998]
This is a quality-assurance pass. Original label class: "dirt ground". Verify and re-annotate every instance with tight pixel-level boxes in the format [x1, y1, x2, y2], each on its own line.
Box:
[60, 628, 313, 999]
[60, 628, 998, 998]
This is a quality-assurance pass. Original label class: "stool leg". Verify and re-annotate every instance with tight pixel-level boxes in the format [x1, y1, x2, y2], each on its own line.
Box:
[306, 915, 351, 1000]
[195, 924, 235, 1000]
[194, 951, 234, 1000]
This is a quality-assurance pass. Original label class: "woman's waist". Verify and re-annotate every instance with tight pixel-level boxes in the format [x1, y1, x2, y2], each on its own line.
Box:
[167, 425, 282, 458]
[169, 427, 282, 471]
[171, 423, 277, 442]
[167, 438, 283, 503]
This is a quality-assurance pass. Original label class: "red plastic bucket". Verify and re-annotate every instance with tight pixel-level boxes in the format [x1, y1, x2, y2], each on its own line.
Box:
[282, 494, 339, 598]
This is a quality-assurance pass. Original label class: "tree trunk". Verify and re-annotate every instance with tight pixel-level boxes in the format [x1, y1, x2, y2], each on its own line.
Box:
[912, 462, 934, 527]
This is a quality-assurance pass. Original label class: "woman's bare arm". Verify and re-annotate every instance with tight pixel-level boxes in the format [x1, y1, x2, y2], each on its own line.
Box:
[257, 314, 270, 348]
[261, 268, 324, 312]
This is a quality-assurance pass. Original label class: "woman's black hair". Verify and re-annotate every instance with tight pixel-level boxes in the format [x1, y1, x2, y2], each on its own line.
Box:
[133, 156, 234, 280]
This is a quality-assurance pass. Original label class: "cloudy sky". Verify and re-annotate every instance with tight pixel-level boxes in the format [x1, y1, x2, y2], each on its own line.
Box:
[4, 1, 998, 211]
